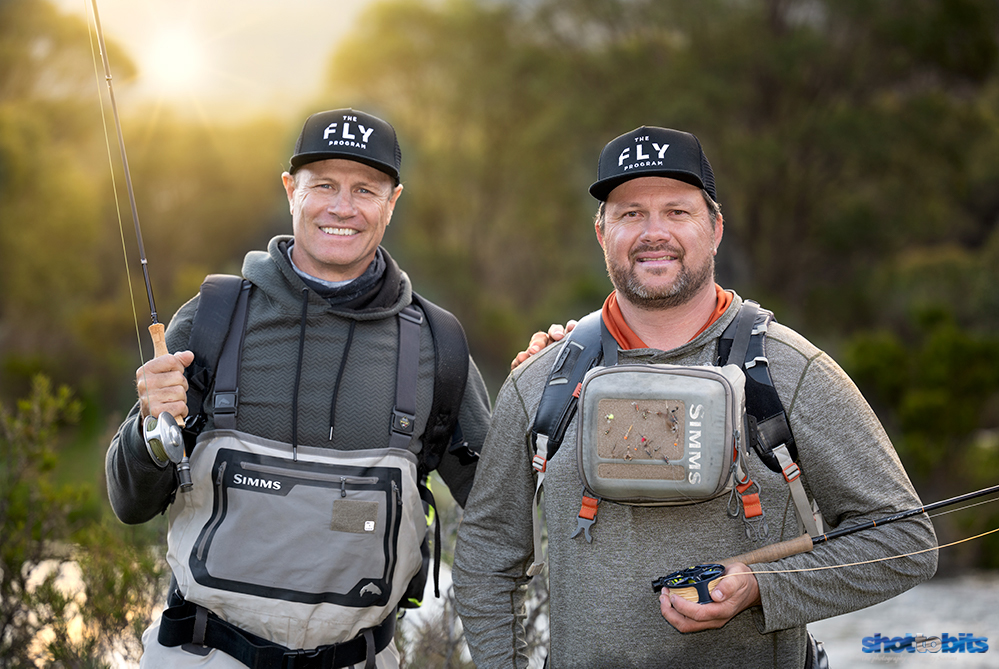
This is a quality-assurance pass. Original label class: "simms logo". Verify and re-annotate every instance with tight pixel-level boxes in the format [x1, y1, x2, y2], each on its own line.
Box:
[862, 632, 989, 654]
[687, 404, 704, 485]
[232, 473, 282, 491]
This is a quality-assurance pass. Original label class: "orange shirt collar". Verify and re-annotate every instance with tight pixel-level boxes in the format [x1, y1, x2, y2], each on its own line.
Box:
[601, 285, 733, 351]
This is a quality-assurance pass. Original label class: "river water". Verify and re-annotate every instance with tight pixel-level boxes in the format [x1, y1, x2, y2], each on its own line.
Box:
[401, 568, 999, 668]
[807, 571, 999, 668]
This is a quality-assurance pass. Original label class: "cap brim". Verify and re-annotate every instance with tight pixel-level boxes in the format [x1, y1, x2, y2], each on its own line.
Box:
[589, 170, 705, 201]
[289, 152, 399, 182]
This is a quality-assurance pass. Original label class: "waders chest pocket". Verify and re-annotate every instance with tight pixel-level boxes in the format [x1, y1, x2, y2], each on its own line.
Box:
[577, 364, 747, 504]
[189, 448, 404, 608]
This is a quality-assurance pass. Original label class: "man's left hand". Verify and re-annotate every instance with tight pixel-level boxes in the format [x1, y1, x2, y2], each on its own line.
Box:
[658, 562, 761, 632]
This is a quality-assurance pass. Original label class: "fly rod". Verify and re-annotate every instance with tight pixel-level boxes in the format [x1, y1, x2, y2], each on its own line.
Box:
[654, 483, 999, 603]
[90, 0, 191, 489]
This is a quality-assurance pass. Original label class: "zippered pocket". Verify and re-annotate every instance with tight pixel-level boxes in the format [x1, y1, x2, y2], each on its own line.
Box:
[188, 448, 405, 607]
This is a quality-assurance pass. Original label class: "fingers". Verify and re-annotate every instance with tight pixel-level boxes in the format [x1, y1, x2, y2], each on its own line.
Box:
[136, 351, 194, 420]
[657, 565, 760, 633]
[509, 321, 577, 370]
[510, 331, 551, 370]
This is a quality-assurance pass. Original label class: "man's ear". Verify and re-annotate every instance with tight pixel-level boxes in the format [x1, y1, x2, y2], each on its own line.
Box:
[713, 213, 724, 255]
[281, 172, 296, 213]
[385, 183, 404, 225]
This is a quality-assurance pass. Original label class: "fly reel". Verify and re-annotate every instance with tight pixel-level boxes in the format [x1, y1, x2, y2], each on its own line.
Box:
[652, 564, 725, 604]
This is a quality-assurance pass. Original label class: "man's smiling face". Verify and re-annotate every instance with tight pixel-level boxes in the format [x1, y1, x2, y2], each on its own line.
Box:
[283, 158, 402, 282]
[596, 176, 722, 311]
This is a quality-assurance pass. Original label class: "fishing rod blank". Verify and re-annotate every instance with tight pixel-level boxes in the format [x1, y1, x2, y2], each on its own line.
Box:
[654, 483, 999, 602]
[90, 0, 191, 491]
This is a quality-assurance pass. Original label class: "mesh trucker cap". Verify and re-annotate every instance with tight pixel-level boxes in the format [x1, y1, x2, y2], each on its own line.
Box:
[589, 126, 716, 202]
[289, 109, 402, 184]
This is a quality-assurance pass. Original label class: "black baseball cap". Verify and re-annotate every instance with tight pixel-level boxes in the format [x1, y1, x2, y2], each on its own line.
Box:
[289, 108, 402, 185]
[589, 126, 716, 202]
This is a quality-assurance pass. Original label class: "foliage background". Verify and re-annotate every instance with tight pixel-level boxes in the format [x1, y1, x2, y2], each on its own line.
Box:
[2, 0, 999, 664]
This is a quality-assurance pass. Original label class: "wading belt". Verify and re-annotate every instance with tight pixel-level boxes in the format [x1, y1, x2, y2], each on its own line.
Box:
[157, 597, 395, 669]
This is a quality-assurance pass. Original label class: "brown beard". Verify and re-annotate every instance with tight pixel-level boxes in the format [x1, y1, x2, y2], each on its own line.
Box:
[605, 242, 714, 311]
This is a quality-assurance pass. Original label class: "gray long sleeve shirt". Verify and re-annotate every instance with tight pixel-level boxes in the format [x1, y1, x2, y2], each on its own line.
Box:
[452, 291, 936, 668]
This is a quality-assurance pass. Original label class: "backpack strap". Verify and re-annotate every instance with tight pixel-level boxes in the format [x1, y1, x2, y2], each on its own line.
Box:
[209, 281, 252, 431]
[718, 300, 824, 535]
[390, 305, 424, 451]
[527, 309, 607, 576]
[394, 293, 475, 603]
[182, 275, 252, 446]
[410, 293, 476, 478]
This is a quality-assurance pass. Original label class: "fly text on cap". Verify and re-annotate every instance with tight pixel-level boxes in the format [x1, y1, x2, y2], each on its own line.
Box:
[618, 135, 670, 170]
[322, 115, 374, 148]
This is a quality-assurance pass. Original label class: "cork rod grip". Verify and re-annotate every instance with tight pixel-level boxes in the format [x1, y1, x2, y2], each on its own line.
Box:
[147, 322, 185, 426]
[149, 322, 169, 358]
[719, 533, 815, 567]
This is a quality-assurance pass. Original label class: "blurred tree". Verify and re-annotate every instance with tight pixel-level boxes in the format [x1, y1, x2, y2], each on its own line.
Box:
[0, 376, 164, 667]
[0, 0, 133, 402]
[322, 0, 999, 383]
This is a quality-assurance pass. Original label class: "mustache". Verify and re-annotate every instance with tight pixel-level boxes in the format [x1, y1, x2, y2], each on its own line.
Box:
[629, 243, 684, 262]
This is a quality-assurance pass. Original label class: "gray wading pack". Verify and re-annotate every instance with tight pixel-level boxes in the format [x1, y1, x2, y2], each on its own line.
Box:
[155, 274, 477, 666]
[527, 300, 823, 576]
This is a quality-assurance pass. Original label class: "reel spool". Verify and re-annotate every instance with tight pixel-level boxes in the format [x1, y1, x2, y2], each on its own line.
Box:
[652, 564, 725, 604]
[143, 412, 193, 492]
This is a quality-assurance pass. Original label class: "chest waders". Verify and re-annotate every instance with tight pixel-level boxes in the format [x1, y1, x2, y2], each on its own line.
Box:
[154, 275, 477, 668]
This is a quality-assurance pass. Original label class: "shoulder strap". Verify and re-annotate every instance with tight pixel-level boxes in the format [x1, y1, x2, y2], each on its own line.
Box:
[717, 300, 798, 472]
[526, 309, 607, 576]
[530, 309, 608, 466]
[183, 275, 252, 443]
[409, 293, 475, 478]
[718, 300, 823, 535]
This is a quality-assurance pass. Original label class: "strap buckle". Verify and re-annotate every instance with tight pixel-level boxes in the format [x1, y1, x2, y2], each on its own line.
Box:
[532, 455, 547, 472]
[392, 410, 415, 434]
[282, 646, 323, 669]
[213, 390, 238, 415]
[782, 461, 801, 483]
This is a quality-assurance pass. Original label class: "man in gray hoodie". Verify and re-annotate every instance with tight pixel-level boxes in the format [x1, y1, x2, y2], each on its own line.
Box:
[107, 108, 491, 668]
[452, 125, 937, 668]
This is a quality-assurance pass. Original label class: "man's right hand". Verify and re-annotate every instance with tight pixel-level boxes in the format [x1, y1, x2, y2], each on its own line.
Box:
[136, 350, 195, 420]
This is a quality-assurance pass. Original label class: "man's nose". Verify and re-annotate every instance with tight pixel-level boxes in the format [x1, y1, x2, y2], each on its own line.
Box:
[638, 213, 673, 244]
[327, 191, 357, 216]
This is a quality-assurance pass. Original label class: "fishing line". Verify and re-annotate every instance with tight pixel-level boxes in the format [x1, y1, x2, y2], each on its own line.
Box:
[85, 0, 147, 371]
[708, 525, 999, 583]
[928, 496, 999, 519]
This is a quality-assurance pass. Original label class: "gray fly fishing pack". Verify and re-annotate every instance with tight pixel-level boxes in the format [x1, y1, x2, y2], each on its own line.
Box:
[527, 300, 824, 576]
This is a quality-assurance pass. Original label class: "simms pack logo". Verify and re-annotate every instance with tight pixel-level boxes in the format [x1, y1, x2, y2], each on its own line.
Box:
[862, 632, 989, 654]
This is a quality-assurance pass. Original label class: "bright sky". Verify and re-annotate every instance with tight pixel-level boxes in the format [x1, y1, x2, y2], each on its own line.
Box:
[57, 0, 375, 118]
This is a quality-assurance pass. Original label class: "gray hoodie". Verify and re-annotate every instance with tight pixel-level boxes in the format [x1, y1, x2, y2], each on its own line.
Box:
[107, 235, 491, 522]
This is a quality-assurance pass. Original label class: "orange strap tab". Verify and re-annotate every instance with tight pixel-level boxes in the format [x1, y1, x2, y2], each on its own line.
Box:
[737, 480, 764, 519]
[578, 495, 599, 520]
[572, 382, 582, 399]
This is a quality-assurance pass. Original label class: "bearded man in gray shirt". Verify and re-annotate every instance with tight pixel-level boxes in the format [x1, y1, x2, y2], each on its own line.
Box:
[452, 125, 936, 668]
